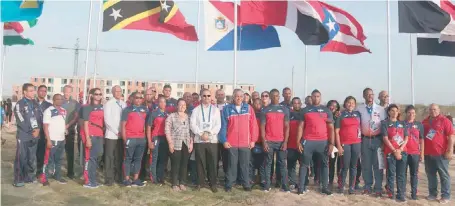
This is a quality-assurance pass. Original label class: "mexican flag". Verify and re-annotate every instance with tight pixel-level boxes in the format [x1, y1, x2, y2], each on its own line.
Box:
[3, 19, 37, 46]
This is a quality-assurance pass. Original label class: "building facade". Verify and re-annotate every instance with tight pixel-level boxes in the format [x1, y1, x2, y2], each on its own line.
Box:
[12, 76, 255, 102]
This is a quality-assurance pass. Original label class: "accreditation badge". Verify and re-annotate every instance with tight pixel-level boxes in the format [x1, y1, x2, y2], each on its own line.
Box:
[393, 135, 404, 146]
[426, 129, 436, 140]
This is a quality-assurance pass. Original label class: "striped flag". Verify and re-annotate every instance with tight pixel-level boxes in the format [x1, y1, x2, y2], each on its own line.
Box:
[3, 20, 37, 46]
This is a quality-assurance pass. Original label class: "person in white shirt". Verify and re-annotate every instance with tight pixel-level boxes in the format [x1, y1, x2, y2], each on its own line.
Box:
[356, 88, 386, 196]
[41, 94, 67, 186]
[103, 85, 126, 186]
[191, 88, 221, 193]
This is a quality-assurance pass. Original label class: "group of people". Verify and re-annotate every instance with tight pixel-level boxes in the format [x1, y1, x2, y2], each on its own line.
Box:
[10, 83, 454, 204]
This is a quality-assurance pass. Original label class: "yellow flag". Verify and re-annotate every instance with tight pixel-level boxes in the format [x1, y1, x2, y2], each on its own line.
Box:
[20, 0, 39, 9]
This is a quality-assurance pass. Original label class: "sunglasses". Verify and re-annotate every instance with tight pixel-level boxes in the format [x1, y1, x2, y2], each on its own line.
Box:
[135, 96, 144, 99]
[94, 93, 102, 96]
[203, 95, 211, 98]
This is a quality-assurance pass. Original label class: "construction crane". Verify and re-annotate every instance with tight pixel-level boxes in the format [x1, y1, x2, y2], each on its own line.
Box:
[49, 38, 164, 97]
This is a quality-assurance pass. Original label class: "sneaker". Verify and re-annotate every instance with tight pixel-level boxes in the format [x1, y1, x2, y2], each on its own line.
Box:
[289, 185, 296, 191]
[354, 184, 361, 190]
[179, 185, 187, 191]
[348, 188, 355, 195]
[67, 175, 75, 180]
[439, 198, 450, 204]
[362, 190, 371, 195]
[57, 178, 67, 184]
[225, 187, 232, 192]
[396, 198, 407, 203]
[123, 179, 132, 188]
[281, 185, 291, 193]
[411, 194, 417, 200]
[42, 181, 50, 186]
[210, 187, 218, 193]
[83, 183, 99, 189]
[274, 183, 281, 188]
[13, 182, 25, 187]
[426, 196, 437, 201]
[132, 179, 145, 187]
[172, 186, 180, 192]
[338, 187, 345, 194]
[263, 187, 271, 193]
[297, 189, 307, 195]
[244, 187, 252, 192]
[375, 192, 383, 198]
[321, 188, 333, 196]
[105, 182, 114, 187]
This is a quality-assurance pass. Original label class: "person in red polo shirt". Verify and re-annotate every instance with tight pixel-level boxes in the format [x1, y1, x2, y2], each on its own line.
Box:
[422, 104, 454, 204]
[82, 88, 105, 189]
[296, 89, 334, 195]
[121, 92, 148, 187]
[381, 104, 408, 203]
[287, 97, 302, 191]
[335, 96, 361, 195]
[403, 105, 424, 200]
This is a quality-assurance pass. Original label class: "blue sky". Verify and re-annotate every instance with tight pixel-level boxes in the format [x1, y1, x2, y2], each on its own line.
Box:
[2, 0, 455, 105]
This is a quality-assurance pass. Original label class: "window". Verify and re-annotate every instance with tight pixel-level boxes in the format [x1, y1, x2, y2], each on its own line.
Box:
[120, 81, 125, 86]
[240, 86, 243, 89]
[100, 80, 105, 86]
[107, 80, 112, 86]
[34, 78, 38, 82]
[136, 81, 139, 86]
[86, 80, 90, 85]
[47, 87, 53, 92]
[106, 88, 110, 94]
[141, 82, 146, 87]
[220, 85, 224, 89]
[70, 79, 74, 84]
[185, 84, 190, 88]
[34, 86, 37, 91]
[177, 84, 183, 89]
[158, 83, 162, 87]
[207, 85, 210, 89]
[42, 78, 46, 83]
[61, 86, 64, 92]
[48, 78, 53, 84]
[128, 81, 131, 86]
[192, 84, 196, 88]
[61, 79, 68, 84]
[127, 89, 131, 94]
[200, 85, 204, 89]
[177, 92, 183, 97]
[249, 86, 251, 91]
[46, 95, 51, 100]
[122, 89, 125, 93]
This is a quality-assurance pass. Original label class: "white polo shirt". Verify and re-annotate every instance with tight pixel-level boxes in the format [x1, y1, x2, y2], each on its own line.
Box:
[356, 103, 386, 137]
[43, 106, 67, 141]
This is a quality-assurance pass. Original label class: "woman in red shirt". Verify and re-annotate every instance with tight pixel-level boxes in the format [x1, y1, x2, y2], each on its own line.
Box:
[381, 104, 408, 203]
[335, 96, 361, 194]
[82, 88, 104, 189]
[404, 105, 424, 200]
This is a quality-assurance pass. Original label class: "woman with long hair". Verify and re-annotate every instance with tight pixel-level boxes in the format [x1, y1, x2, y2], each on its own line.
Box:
[327, 100, 341, 186]
[335, 96, 361, 194]
[381, 104, 408, 202]
[82, 88, 104, 188]
[403, 105, 424, 200]
[165, 98, 193, 191]
[243, 93, 252, 105]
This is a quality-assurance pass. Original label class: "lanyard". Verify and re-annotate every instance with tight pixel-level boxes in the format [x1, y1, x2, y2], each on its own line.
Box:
[366, 104, 373, 115]
[25, 99, 35, 115]
[390, 120, 400, 136]
[201, 105, 212, 122]
[56, 107, 66, 120]
[115, 101, 123, 110]
[133, 106, 145, 121]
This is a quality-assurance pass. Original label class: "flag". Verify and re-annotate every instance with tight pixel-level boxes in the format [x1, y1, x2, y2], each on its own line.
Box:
[3, 21, 36, 46]
[1, 0, 44, 22]
[204, 1, 280, 51]
[102, 0, 198, 41]
[399, 0, 455, 56]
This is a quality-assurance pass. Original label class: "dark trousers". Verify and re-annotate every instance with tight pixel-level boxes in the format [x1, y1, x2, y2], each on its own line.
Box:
[157, 136, 169, 183]
[36, 133, 46, 175]
[189, 158, 197, 184]
[40, 140, 65, 183]
[264, 141, 288, 189]
[339, 143, 361, 190]
[287, 148, 300, 186]
[14, 138, 38, 184]
[148, 138, 160, 183]
[386, 152, 407, 199]
[312, 154, 321, 184]
[226, 147, 251, 188]
[329, 152, 341, 184]
[424, 155, 451, 199]
[170, 143, 190, 186]
[104, 138, 123, 184]
[194, 143, 218, 187]
[65, 130, 76, 177]
[139, 141, 149, 181]
[123, 138, 146, 178]
[83, 136, 103, 185]
[406, 154, 419, 197]
[299, 140, 328, 190]
[361, 136, 383, 193]
[250, 146, 265, 185]
[218, 143, 228, 177]
[356, 159, 362, 186]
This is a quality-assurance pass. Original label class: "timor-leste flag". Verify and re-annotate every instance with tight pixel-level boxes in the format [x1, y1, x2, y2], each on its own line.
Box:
[102, 0, 198, 41]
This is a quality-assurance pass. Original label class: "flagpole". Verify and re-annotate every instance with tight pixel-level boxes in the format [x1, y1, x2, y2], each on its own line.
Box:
[233, 0, 238, 89]
[304, 45, 308, 96]
[195, 0, 201, 92]
[92, 0, 104, 88]
[386, 0, 392, 102]
[410, 34, 415, 105]
[82, 1, 94, 104]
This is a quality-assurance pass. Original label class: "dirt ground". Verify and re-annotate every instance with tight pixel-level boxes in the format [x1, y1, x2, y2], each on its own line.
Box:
[1, 126, 454, 206]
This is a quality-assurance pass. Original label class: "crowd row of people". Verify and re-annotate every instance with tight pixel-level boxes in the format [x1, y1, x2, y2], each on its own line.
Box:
[10, 83, 454, 204]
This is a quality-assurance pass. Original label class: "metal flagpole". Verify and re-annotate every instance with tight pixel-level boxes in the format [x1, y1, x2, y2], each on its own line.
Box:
[82, 1, 94, 104]
[195, 0, 201, 91]
[386, 0, 392, 102]
[92, 0, 104, 88]
[410, 34, 415, 105]
[304, 45, 308, 96]
[233, 0, 238, 89]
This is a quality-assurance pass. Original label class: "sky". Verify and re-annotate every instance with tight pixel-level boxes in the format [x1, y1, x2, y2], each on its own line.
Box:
[1, 0, 455, 105]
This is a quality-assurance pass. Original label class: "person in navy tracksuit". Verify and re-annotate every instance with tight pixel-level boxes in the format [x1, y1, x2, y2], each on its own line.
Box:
[381, 104, 408, 203]
[13, 83, 41, 187]
[146, 96, 168, 184]
[261, 89, 290, 192]
[403, 105, 424, 200]
[250, 98, 265, 186]
[287, 97, 302, 191]
[121, 92, 148, 187]
[219, 89, 258, 192]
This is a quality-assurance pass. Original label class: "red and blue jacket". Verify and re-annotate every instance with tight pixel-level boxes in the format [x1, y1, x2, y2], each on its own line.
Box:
[404, 121, 424, 155]
[301, 105, 333, 141]
[121, 105, 148, 138]
[260, 104, 290, 142]
[335, 110, 362, 145]
[381, 120, 408, 155]
[288, 110, 302, 149]
[148, 109, 168, 138]
[81, 104, 104, 141]
[219, 103, 258, 147]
